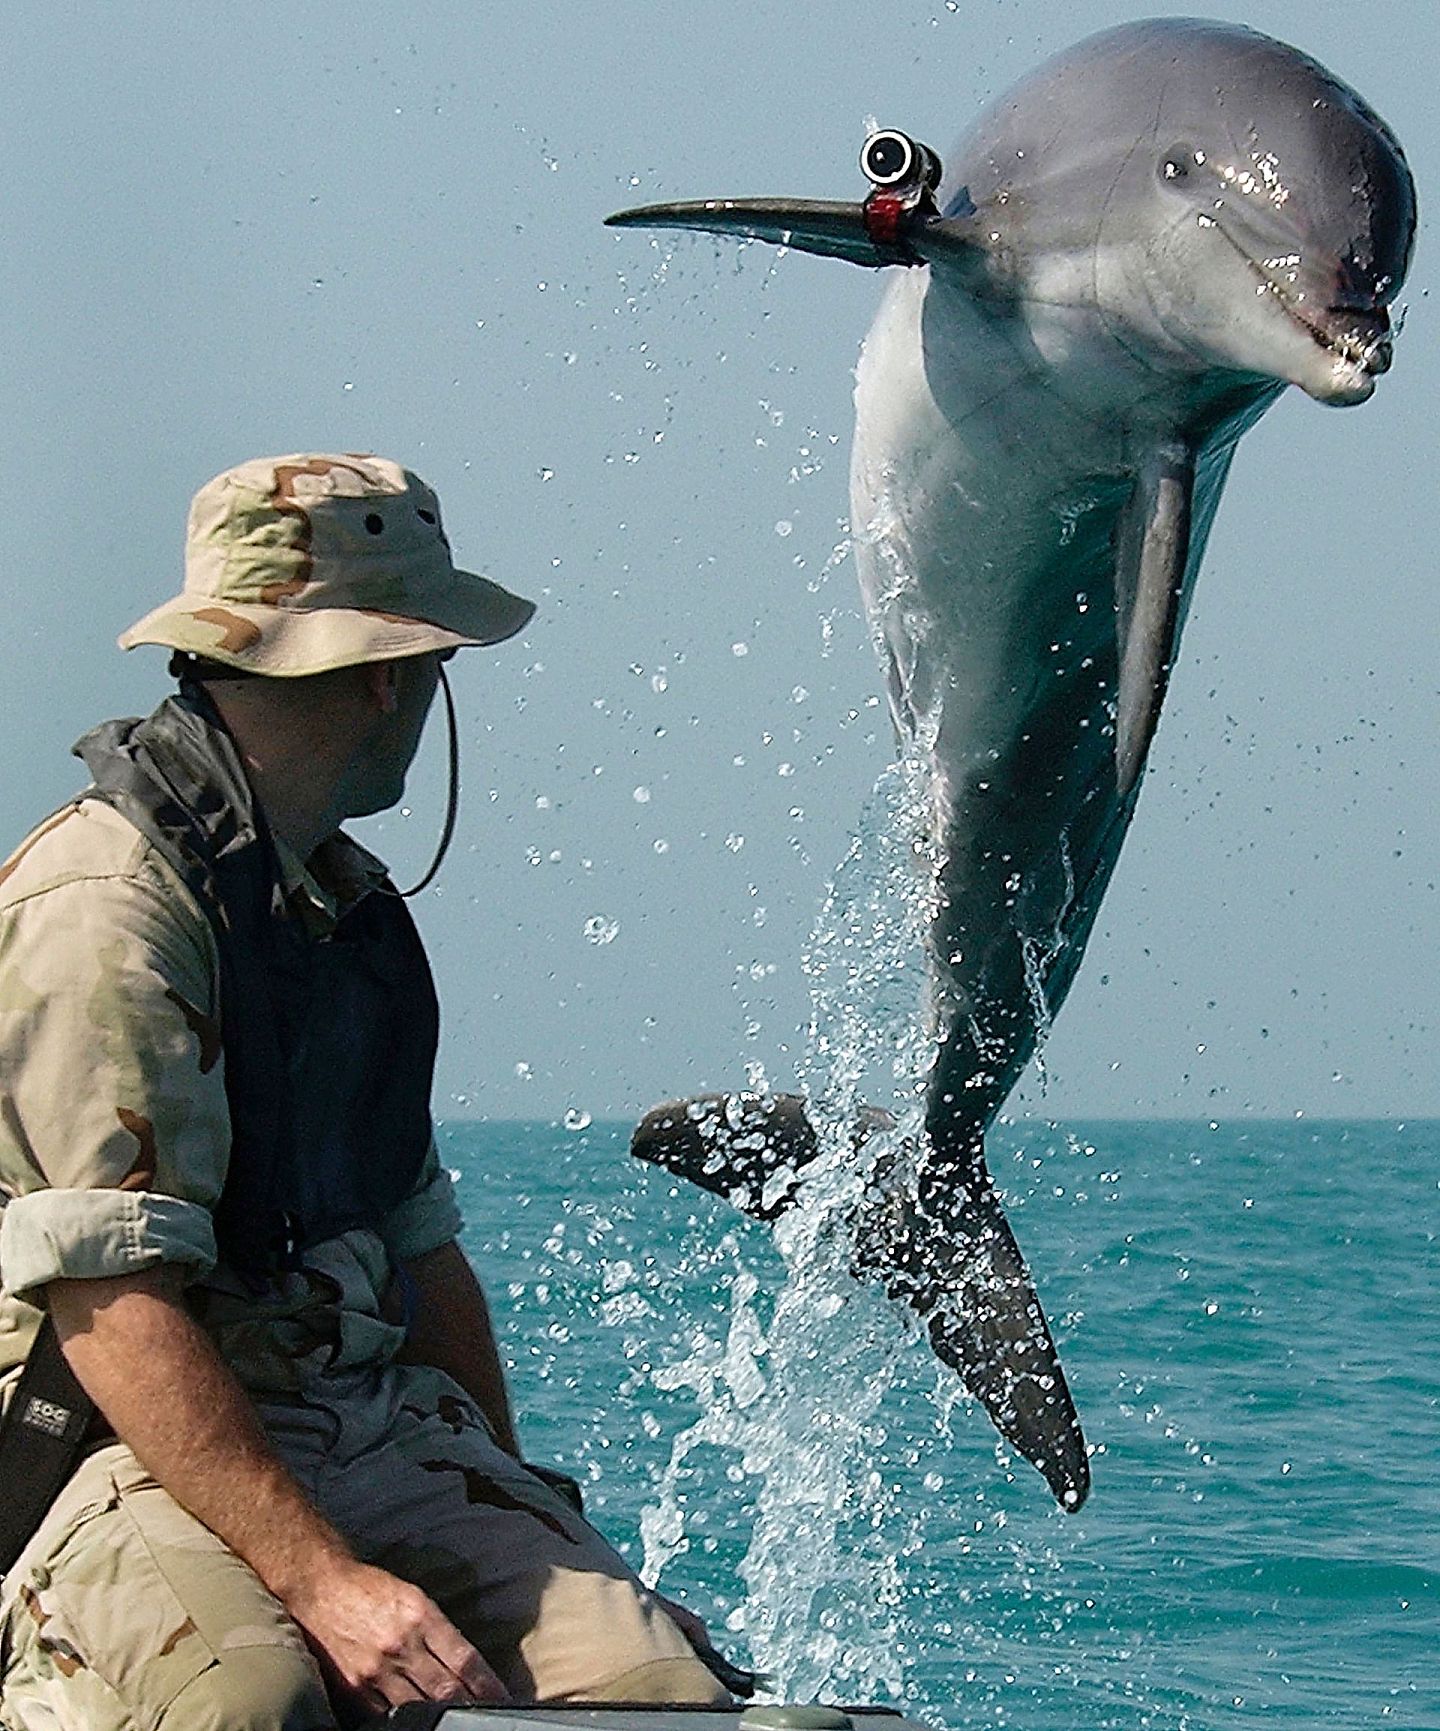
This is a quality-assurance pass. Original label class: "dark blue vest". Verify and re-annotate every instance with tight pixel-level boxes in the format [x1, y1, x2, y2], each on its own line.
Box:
[73, 688, 438, 1275]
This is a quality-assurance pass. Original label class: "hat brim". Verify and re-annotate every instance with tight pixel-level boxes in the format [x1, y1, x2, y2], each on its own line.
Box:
[119, 567, 536, 676]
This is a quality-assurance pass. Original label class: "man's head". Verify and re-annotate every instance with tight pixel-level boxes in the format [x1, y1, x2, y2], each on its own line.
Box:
[121, 453, 534, 675]
[120, 454, 534, 851]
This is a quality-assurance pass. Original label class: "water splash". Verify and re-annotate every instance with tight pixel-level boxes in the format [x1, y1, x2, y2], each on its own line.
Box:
[638, 745, 951, 1699]
[1018, 836, 1075, 1098]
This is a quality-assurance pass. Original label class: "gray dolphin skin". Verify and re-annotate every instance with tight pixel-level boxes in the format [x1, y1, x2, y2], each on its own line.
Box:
[610, 19, 1416, 1510]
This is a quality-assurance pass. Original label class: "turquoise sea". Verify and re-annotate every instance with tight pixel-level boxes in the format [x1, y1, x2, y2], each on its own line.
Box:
[443, 1117, 1437, 1731]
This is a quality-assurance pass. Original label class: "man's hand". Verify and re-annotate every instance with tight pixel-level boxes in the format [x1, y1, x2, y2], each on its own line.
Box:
[47, 1267, 508, 1709]
[288, 1558, 505, 1713]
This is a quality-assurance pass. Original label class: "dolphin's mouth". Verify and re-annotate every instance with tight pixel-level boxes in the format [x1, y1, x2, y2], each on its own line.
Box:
[1208, 217, 1394, 383]
[1233, 237, 1392, 376]
[1278, 289, 1393, 377]
[1245, 253, 1393, 376]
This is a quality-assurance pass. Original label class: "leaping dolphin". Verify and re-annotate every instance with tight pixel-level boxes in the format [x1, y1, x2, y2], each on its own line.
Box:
[608, 19, 1415, 1511]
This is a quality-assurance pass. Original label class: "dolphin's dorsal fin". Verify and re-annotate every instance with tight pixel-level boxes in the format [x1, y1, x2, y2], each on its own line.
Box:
[632, 1092, 1090, 1511]
[1113, 444, 1196, 795]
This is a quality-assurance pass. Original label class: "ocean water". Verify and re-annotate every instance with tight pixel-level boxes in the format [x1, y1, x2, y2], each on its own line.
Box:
[442, 1115, 1438, 1731]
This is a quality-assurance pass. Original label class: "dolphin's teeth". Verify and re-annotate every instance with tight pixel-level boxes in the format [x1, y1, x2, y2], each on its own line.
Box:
[1251, 251, 1393, 373]
[1314, 309, 1393, 373]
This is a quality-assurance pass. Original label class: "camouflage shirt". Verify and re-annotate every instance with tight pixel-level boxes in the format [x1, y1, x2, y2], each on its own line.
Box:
[0, 796, 462, 1400]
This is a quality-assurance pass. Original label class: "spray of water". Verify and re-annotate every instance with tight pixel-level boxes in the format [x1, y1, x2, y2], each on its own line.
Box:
[1019, 836, 1075, 1099]
[638, 742, 960, 1699]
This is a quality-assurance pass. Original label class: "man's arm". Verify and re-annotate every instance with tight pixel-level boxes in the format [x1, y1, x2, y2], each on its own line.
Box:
[396, 1239, 519, 1456]
[48, 1265, 506, 1715]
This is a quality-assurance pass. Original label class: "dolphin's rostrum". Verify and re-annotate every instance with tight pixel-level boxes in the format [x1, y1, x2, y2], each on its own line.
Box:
[611, 19, 1415, 1510]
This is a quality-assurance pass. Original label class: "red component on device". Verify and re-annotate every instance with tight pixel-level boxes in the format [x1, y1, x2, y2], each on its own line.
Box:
[864, 191, 910, 252]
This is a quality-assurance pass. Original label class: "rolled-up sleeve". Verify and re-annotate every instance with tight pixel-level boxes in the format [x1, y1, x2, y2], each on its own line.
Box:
[0, 805, 230, 1303]
[378, 1139, 463, 1262]
[0, 1189, 217, 1299]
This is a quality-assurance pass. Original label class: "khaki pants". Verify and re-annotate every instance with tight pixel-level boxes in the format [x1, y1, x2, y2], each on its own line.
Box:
[0, 1362, 724, 1730]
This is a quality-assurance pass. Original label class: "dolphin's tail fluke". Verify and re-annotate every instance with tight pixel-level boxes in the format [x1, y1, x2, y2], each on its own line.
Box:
[903, 1162, 1091, 1508]
[631, 1092, 1090, 1510]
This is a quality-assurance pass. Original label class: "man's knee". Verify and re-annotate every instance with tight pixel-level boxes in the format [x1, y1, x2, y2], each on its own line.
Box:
[491, 1564, 732, 1706]
[160, 1647, 334, 1731]
[575, 1654, 732, 1706]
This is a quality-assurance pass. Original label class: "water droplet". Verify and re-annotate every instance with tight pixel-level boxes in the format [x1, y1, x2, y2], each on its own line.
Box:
[632, 786, 651, 804]
[563, 1107, 592, 1132]
[775, 519, 793, 538]
[583, 915, 620, 945]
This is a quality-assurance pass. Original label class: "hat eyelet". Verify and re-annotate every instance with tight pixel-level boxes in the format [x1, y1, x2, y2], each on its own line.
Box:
[364, 512, 385, 535]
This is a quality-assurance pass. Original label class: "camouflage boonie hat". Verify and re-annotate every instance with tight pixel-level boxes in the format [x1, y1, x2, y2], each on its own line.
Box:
[119, 453, 536, 676]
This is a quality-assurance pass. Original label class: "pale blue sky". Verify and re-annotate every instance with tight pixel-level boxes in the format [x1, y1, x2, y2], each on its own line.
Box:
[2, 1, 1434, 1121]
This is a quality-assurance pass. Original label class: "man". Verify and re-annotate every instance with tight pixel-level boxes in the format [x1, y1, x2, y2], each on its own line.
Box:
[0, 455, 728, 1730]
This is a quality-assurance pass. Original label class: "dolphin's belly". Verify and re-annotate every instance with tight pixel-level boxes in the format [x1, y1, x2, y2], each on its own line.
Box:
[847, 271, 1187, 1109]
[850, 271, 1131, 792]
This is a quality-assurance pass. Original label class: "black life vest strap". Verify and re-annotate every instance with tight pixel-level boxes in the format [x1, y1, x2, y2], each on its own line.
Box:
[0, 1317, 108, 1575]
[74, 689, 438, 1276]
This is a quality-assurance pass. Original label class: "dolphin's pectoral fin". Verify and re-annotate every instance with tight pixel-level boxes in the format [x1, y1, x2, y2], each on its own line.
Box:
[606, 199, 983, 278]
[1112, 443, 1196, 796]
[630, 1094, 1089, 1510]
[607, 129, 973, 272]
[891, 1164, 1091, 1510]
[607, 199, 901, 268]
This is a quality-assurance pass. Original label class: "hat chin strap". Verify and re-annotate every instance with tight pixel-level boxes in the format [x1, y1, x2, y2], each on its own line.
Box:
[397, 662, 460, 898]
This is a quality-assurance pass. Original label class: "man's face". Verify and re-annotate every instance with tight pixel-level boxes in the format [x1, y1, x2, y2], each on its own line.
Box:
[347, 650, 451, 818]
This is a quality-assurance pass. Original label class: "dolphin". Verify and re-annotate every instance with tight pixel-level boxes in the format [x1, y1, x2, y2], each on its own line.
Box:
[609, 19, 1415, 1511]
